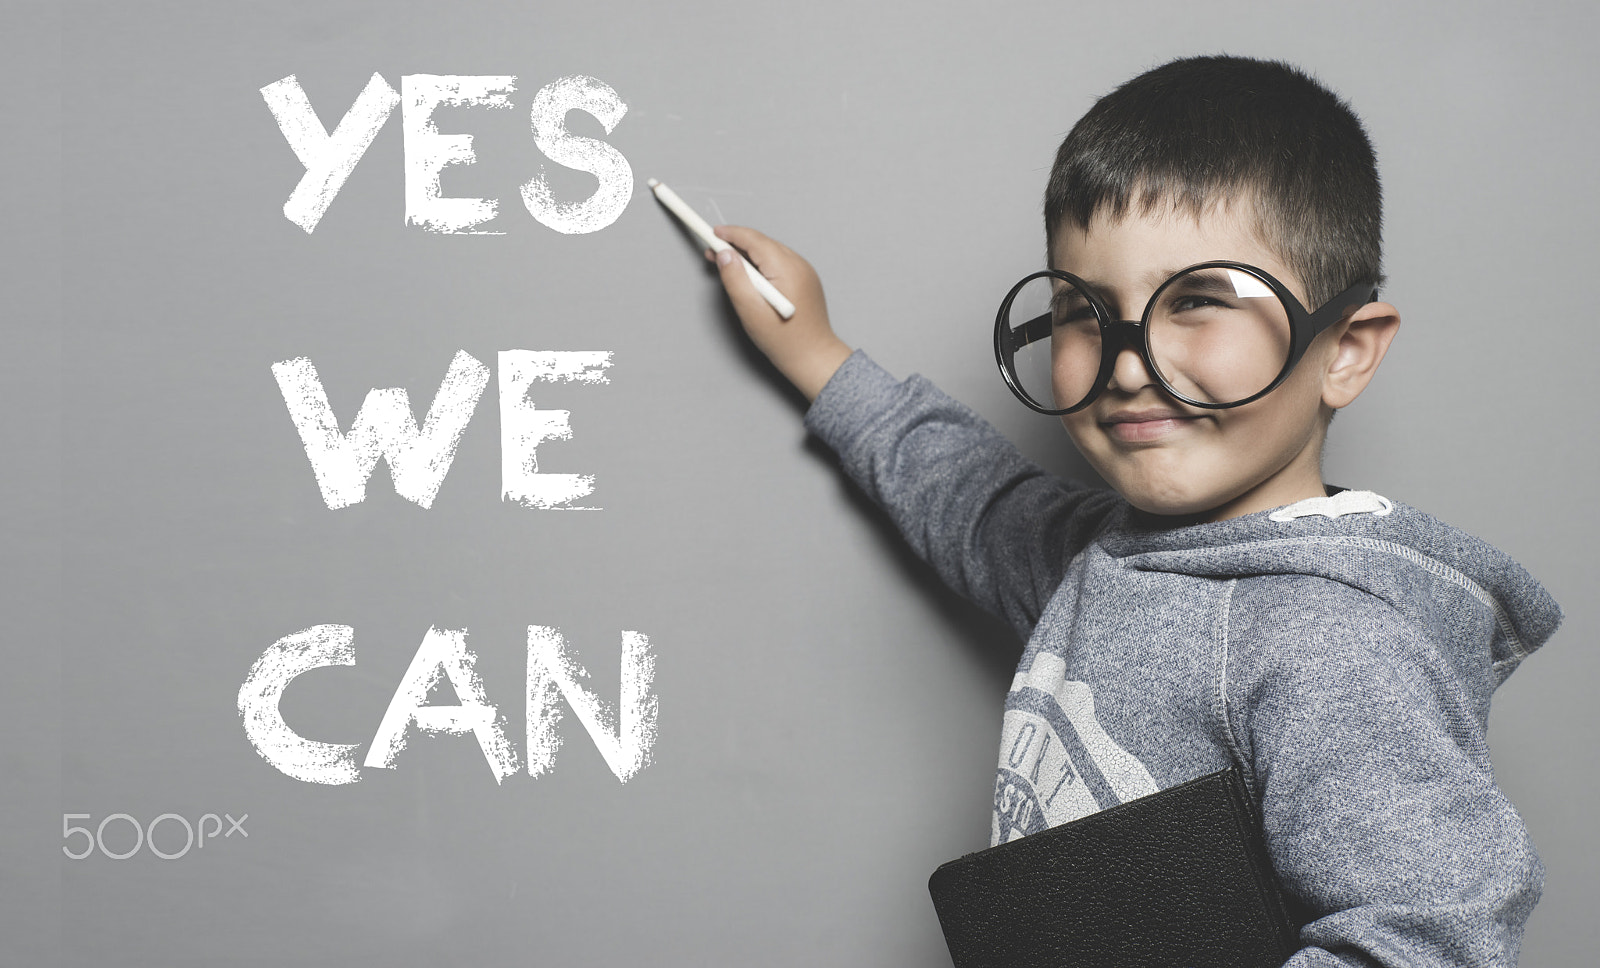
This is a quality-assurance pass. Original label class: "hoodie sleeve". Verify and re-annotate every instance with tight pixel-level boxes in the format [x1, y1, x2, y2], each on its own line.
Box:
[1226, 578, 1541, 968]
[803, 351, 1117, 634]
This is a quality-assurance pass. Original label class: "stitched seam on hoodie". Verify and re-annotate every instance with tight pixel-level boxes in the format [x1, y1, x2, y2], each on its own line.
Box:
[1129, 536, 1526, 663]
[1215, 578, 1249, 775]
[1322, 537, 1526, 665]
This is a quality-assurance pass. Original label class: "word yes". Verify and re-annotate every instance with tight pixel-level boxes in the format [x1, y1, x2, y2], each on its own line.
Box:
[263, 73, 631, 234]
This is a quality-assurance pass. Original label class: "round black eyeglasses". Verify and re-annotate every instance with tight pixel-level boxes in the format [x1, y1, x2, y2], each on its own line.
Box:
[994, 262, 1377, 415]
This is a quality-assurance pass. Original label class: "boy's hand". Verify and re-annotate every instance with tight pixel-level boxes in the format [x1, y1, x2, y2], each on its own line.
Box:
[707, 225, 853, 401]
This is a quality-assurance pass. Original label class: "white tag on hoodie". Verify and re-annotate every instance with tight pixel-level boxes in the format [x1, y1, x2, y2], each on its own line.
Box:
[1270, 489, 1395, 522]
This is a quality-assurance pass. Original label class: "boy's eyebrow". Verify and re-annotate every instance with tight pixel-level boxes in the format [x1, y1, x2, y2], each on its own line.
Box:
[1147, 268, 1187, 286]
[1165, 271, 1237, 295]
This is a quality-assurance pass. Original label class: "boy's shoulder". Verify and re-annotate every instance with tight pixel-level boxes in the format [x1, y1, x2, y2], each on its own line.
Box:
[1100, 491, 1562, 687]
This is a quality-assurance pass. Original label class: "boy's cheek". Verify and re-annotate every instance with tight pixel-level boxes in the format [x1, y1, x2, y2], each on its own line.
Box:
[1058, 417, 1109, 473]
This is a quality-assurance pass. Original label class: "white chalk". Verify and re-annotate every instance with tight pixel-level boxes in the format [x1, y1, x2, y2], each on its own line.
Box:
[647, 178, 796, 319]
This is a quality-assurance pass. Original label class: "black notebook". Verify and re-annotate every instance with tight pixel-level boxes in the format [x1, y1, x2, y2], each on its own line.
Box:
[928, 767, 1299, 968]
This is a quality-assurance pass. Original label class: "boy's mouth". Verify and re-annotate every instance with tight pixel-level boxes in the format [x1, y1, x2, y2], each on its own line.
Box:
[1100, 407, 1202, 442]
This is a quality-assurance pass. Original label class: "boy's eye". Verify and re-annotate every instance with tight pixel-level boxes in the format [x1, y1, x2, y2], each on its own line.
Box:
[1158, 269, 1247, 317]
[1167, 294, 1229, 313]
[1050, 291, 1097, 328]
[1052, 305, 1097, 328]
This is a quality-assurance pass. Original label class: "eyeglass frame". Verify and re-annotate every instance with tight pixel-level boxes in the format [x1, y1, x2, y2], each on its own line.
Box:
[993, 261, 1379, 415]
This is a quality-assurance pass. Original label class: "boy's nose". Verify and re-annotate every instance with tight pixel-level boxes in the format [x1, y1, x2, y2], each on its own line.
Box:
[1106, 340, 1158, 395]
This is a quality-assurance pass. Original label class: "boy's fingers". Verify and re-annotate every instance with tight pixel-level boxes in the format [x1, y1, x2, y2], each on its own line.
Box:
[712, 245, 774, 322]
[714, 225, 786, 279]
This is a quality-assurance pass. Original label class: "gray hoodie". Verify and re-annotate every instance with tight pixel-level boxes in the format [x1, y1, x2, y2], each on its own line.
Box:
[804, 352, 1562, 968]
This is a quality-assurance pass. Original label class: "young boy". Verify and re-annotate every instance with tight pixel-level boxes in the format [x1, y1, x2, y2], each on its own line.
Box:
[701, 56, 1561, 966]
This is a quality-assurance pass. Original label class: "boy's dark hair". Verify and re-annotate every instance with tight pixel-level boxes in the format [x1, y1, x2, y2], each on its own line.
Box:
[1045, 55, 1383, 307]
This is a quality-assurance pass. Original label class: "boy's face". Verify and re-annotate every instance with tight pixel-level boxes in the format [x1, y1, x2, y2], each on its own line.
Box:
[1049, 200, 1349, 521]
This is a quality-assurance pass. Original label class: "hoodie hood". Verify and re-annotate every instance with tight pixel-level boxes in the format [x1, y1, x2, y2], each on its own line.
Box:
[1097, 489, 1563, 693]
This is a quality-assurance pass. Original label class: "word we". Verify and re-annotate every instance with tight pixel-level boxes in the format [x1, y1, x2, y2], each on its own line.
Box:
[63, 812, 247, 861]
[273, 350, 610, 510]
[238, 624, 658, 786]
[262, 73, 631, 234]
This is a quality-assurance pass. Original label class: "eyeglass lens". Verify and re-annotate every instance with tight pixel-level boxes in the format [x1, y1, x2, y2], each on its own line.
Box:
[1002, 267, 1294, 411]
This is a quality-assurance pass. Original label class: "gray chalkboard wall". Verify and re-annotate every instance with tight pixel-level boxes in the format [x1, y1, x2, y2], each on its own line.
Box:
[10, 1, 1599, 965]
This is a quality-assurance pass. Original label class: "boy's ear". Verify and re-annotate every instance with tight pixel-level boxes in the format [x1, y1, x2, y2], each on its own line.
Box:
[1321, 301, 1401, 410]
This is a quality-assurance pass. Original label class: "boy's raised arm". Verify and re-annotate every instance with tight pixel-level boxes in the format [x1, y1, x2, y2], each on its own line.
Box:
[701, 224, 1115, 633]
[705, 225, 853, 401]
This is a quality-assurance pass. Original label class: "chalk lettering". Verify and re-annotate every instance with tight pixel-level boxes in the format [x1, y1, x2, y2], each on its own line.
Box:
[237, 624, 363, 785]
[263, 73, 631, 233]
[271, 351, 489, 509]
[237, 624, 658, 785]
[365, 626, 520, 782]
[402, 74, 515, 234]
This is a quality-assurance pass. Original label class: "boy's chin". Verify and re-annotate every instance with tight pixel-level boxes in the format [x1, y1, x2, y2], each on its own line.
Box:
[1087, 443, 1323, 523]
[1111, 475, 1248, 522]
[1122, 491, 1225, 522]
